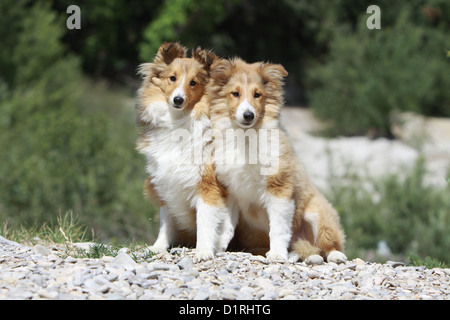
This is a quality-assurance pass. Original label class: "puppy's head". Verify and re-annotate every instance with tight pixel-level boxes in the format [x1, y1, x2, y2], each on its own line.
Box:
[140, 42, 218, 111]
[209, 58, 287, 128]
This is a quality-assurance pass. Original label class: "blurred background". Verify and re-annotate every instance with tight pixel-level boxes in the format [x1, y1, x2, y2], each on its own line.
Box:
[0, 0, 449, 263]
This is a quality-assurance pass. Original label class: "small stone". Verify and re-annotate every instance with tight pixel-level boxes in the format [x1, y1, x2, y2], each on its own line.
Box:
[101, 256, 114, 263]
[307, 270, 320, 279]
[32, 244, 52, 255]
[0, 236, 23, 247]
[387, 261, 405, 268]
[187, 269, 199, 277]
[220, 288, 239, 300]
[110, 253, 137, 268]
[46, 254, 59, 262]
[170, 247, 183, 255]
[72, 242, 98, 251]
[118, 247, 129, 254]
[261, 291, 279, 300]
[65, 256, 78, 263]
[344, 263, 357, 271]
[97, 285, 110, 294]
[177, 257, 194, 271]
[279, 289, 294, 298]
[107, 273, 119, 282]
[151, 262, 171, 271]
[38, 288, 58, 299]
[84, 279, 99, 291]
[254, 278, 274, 290]
[250, 255, 267, 264]
[194, 290, 210, 300]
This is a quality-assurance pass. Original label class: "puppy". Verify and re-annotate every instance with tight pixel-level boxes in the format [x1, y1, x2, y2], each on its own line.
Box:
[136, 43, 237, 260]
[207, 58, 347, 263]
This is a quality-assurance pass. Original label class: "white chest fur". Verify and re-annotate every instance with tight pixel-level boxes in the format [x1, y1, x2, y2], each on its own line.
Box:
[213, 125, 281, 232]
[140, 102, 211, 231]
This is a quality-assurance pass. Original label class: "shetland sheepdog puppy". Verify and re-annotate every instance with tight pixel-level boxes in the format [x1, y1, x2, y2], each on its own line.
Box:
[136, 42, 237, 260]
[207, 58, 347, 263]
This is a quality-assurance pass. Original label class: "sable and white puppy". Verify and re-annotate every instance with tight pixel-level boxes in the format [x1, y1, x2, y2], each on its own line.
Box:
[207, 58, 347, 263]
[136, 43, 237, 260]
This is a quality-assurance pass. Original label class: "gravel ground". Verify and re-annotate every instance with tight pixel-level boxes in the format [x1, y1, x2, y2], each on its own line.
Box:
[1, 237, 449, 301]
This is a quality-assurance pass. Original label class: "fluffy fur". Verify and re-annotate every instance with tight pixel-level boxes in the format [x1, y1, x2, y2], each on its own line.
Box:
[136, 43, 237, 260]
[207, 58, 347, 263]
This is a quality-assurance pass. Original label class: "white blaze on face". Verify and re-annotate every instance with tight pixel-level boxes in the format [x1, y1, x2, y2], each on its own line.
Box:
[170, 64, 187, 108]
[235, 101, 255, 126]
[235, 74, 256, 128]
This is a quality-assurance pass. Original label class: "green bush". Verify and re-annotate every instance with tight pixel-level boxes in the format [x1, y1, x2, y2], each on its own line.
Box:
[0, 1, 156, 242]
[331, 159, 450, 264]
[308, 7, 450, 137]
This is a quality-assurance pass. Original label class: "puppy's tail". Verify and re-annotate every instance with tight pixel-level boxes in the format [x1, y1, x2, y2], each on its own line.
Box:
[291, 239, 321, 261]
[292, 210, 346, 262]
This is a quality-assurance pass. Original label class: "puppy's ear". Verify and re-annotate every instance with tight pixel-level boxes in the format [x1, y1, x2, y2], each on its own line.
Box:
[259, 63, 288, 88]
[137, 63, 154, 78]
[154, 42, 186, 65]
[210, 59, 234, 86]
[193, 47, 219, 72]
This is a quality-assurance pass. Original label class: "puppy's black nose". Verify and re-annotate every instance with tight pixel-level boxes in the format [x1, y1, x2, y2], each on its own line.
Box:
[243, 111, 254, 122]
[173, 96, 184, 107]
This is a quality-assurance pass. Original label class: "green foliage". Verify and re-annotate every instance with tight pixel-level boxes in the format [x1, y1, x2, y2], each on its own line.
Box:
[308, 5, 450, 136]
[51, 0, 163, 77]
[331, 159, 450, 264]
[408, 254, 449, 269]
[1, 210, 93, 245]
[140, 0, 238, 60]
[0, 1, 157, 242]
[74, 242, 156, 262]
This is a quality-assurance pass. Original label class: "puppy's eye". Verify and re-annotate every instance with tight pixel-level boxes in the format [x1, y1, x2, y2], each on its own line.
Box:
[190, 80, 197, 86]
[170, 76, 176, 82]
[254, 92, 261, 98]
[232, 91, 240, 98]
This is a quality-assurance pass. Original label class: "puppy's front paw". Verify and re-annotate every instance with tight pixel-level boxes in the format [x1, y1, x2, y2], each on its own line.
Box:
[195, 249, 215, 261]
[266, 249, 288, 262]
[327, 250, 347, 264]
[288, 252, 300, 263]
[305, 254, 324, 265]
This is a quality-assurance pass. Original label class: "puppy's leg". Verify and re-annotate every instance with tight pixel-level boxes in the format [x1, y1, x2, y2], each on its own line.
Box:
[144, 180, 174, 254]
[195, 163, 232, 260]
[195, 198, 223, 260]
[264, 194, 295, 261]
[147, 206, 174, 254]
[216, 199, 239, 252]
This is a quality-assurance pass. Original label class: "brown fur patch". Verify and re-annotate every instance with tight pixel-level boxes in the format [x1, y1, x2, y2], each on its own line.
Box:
[266, 172, 293, 199]
[292, 239, 320, 260]
[154, 42, 186, 70]
[143, 178, 166, 206]
[192, 47, 218, 72]
[199, 163, 227, 207]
